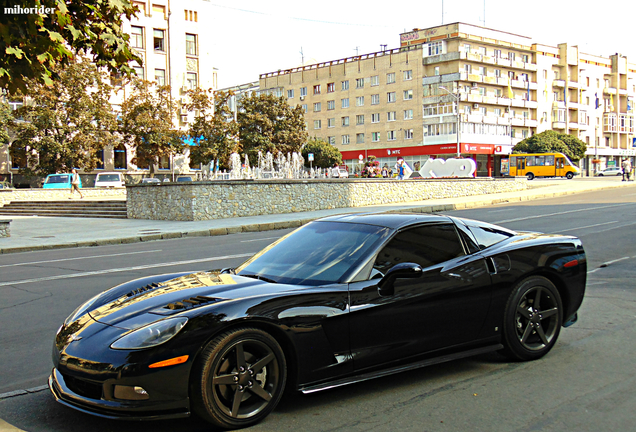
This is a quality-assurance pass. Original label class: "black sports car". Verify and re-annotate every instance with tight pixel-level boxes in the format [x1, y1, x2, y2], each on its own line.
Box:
[50, 213, 586, 429]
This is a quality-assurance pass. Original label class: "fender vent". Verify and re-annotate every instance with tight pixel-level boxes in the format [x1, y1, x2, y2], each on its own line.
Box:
[126, 282, 162, 298]
[165, 295, 219, 310]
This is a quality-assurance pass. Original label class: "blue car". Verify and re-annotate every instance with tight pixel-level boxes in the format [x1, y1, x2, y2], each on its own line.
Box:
[43, 174, 82, 189]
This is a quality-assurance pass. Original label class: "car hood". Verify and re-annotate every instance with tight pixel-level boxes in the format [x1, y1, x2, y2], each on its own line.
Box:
[88, 272, 299, 329]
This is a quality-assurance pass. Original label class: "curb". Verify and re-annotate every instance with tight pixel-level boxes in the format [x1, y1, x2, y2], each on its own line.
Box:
[0, 182, 631, 255]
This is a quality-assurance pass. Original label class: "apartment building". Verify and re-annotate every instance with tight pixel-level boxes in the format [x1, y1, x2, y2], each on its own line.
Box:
[259, 23, 636, 176]
[1, 0, 217, 186]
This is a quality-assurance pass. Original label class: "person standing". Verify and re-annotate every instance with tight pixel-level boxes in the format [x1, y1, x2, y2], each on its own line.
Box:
[70, 168, 83, 199]
[396, 159, 405, 180]
[622, 159, 632, 181]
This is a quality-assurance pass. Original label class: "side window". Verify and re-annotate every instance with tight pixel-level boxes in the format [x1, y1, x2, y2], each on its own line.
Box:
[466, 224, 515, 250]
[454, 223, 480, 254]
[373, 224, 465, 275]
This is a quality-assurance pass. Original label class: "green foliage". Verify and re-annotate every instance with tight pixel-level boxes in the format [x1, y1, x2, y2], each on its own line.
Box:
[0, 0, 141, 94]
[301, 137, 342, 168]
[0, 101, 11, 146]
[9, 57, 117, 176]
[119, 78, 181, 173]
[186, 89, 239, 171]
[513, 130, 587, 161]
[237, 93, 308, 165]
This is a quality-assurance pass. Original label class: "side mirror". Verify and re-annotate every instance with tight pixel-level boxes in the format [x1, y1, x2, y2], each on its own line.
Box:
[378, 262, 423, 296]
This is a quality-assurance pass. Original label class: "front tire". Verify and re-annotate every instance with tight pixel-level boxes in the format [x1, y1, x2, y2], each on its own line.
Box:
[501, 276, 563, 361]
[566, 172, 574, 179]
[191, 327, 287, 430]
[526, 172, 535, 180]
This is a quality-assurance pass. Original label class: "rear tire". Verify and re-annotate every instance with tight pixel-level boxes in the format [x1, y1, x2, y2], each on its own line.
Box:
[191, 327, 287, 430]
[501, 276, 563, 361]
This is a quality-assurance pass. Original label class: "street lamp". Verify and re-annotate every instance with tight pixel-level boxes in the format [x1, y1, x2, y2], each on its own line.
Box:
[439, 85, 461, 157]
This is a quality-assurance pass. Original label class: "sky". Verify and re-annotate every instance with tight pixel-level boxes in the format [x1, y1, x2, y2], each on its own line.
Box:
[204, 0, 636, 89]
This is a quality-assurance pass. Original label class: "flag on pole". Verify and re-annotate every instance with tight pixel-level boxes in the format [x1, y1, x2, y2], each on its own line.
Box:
[526, 80, 530, 101]
[595, 93, 599, 109]
[610, 94, 614, 111]
[507, 79, 513, 99]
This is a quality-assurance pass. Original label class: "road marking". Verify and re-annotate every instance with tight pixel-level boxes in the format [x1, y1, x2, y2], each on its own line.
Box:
[494, 203, 632, 224]
[0, 249, 164, 268]
[553, 221, 618, 233]
[588, 256, 631, 274]
[0, 253, 254, 287]
[240, 236, 280, 243]
[488, 209, 515, 213]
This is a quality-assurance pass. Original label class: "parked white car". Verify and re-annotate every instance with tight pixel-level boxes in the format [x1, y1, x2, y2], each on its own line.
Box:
[94, 172, 125, 188]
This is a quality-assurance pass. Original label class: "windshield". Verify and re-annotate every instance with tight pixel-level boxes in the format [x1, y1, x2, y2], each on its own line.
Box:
[236, 221, 390, 286]
[46, 175, 70, 184]
[97, 174, 121, 182]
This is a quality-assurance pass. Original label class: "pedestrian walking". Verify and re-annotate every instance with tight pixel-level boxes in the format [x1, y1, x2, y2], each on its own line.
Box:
[622, 159, 632, 181]
[70, 169, 83, 199]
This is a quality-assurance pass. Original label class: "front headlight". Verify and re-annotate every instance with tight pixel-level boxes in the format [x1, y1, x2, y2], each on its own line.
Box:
[110, 317, 188, 350]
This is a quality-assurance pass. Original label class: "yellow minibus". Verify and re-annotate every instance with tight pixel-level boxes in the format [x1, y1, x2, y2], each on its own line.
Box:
[509, 152, 580, 180]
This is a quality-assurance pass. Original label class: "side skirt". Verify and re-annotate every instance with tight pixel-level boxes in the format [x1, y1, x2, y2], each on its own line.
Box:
[299, 343, 503, 394]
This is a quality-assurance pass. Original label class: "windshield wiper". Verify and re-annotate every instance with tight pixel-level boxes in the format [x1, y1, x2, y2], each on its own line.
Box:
[240, 274, 277, 284]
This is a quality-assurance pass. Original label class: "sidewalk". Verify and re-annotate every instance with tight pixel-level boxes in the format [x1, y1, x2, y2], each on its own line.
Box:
[1, 178, 634, 254]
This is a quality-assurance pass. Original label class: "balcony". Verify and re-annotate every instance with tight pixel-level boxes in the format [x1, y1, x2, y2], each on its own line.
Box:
[467, 94, 483, 103]
[553, 80, 565, 87]
[525, 100, 539, 109]
[511, 117, 525, 126]
[552, 121, 566, 129]
[525, 119, 538, 127]
[603, 87, 617, 95]
[483, 116, 498, 124]
[483, 76, 497, 84]
[511, 99, 525, 108]
[482, 96, 498, 104]
[568, 81, 580, 89]
[467, 74, 483, 83]
[569, 122, 588, 130]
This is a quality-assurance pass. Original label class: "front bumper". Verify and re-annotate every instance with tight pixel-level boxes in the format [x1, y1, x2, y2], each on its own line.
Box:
[49, 368, 190, 421]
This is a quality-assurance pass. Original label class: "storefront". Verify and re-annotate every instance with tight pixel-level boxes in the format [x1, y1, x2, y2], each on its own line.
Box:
[340, 143, 496, 177]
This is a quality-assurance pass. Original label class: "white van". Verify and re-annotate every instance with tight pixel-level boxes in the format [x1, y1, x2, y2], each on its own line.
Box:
[95, 172, 125, 188]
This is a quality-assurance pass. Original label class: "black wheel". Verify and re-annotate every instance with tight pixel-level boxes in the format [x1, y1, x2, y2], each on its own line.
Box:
[191, 327, 287, 430]
[526, 172, 535, 180]
[501, 276, 562, 361]
[566, 172, 574, 179]
[598, 173, 604, 176]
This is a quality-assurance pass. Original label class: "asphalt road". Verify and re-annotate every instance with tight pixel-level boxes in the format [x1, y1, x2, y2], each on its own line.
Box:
[1, 186, 635, 431]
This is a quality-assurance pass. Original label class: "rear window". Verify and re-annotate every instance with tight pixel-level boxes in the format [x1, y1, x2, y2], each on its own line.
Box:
[96, 174, 121, 182]
[467, 224, 515, 250]
[46, 175, 70, 184]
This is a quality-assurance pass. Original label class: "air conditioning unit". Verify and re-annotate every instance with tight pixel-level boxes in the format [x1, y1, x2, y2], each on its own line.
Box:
[473, 103, 479, 109]
[472, 82, 478, 88]
[181, 86, 189, 93]
[300, 96, 305, 101]
[179, 106, 188, 115]
[180, 114, 188, 123]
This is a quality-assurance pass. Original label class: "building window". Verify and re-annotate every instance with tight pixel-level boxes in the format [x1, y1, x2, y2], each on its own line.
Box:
[371, 113, 380, 123]
[387, 92, 396, 103]
[341, 80, 349, 90]
[356, 96, 364, 106]
[522, 54, 529, 63]
[463, 44, 471, 53]
[328, 118, 335, 128]
[313, 102, 321, 112]
[301, 104, 307, 113]
[387, 131, 396, 141]
[387, 111, 396, 121]
[185, 33, 197, 55]
[341, 98, 349, 108]
[153, 29, 165, 52]
[328, 136, 335, 145]
[287, 89, 294, 98]
[10, 145, 26, 169]
[184, 9, 198, 22]
[342, 135, 350, 145]
[314, 120, 321, 129]
[404, 70, 412, 80]
[158, 154, 170, 170]
[494, 49, 501, 57]
[372, 132, 380, 142]
[152, 4, 166, 19]
[186, 72, 197, 89]
[327, 82, 335, 93]
[495, 88, 502, 97]
[327, 100, 335, 110]
[356, 133, 365, 144]
[133, 65, 144, 78]
[404, 129, 413, 139]
[478, 66, 486, 76]
[371, 75, 379, 86]
[387, 72, 395, 84]
[494, 108, 502, 116]
[509, 52, 516, 61]
[427, 41, 443, 56]
[131, 26, 144, 48]
[478, 46, 486, 56]
[356, 114, 364, 125]
[114, 144, 127, 169]
[300, 87, 307, 97]
[479, 106, 486, 115]
[403, 89, 413, 100]
[371, 94, 380, 105]
[495, 69, 501, 77]
[434, 66, 440, 76]
[155, 68, 165, 86]
[341, 116, 349, 126]
[313, 85, 321, 95]
[356, 78, 364, 89]
[404, 109, 413, 120]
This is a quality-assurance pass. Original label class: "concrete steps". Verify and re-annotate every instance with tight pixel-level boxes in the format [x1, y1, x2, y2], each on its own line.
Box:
[0, 200, 127, 219]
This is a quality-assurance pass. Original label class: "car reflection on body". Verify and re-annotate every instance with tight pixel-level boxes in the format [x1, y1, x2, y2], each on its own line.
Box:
[49, 213, 586, 430]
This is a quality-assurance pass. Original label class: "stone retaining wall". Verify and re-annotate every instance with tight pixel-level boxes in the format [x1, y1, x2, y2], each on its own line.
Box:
[0, 188, 126, 207]
[127, 178, 528, 221]
[0, 220, 10, 237]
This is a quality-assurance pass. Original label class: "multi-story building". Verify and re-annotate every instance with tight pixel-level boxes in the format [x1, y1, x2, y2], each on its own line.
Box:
[1, 0, 217, 186]
[259, 23, 636, 176]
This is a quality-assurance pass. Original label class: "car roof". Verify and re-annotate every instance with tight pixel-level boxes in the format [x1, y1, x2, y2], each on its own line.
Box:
[315, 212, 452, 229]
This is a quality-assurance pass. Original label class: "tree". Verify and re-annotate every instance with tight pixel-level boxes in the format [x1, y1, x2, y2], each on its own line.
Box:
[301, 137, 342, 168]
[237, 93, 307, 165]
[186, 88, 239, 171]
[0, 100, 11, 147]
[1, 0, 142, 94]
[513, 130, 587, 161]
[9, 57, 117, 176]
[119, 78, 181, 175]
